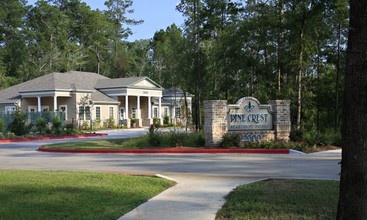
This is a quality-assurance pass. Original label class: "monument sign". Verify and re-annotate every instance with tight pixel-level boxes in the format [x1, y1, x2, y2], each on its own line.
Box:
[204, 97, 291, 146]
[228, 97, 273, 131]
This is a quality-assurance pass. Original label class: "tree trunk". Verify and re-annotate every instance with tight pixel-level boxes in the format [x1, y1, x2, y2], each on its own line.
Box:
[335, 22, 341, 132]
[337, 1, 367, 219]
[96, 46, 101, 74]
[277, 0, 285, 94]
[296, 23, 305, 130]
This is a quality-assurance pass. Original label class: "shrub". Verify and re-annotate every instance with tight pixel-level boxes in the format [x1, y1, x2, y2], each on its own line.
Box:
[169, 129, 187, 147]
[148, 125, 160, 147]
[64, 122, 75, 135]
[7, 110, 29, 136]
[219, 133, 241, 148]
[153, 117, 160, 127]
[52, 117, 63, 134]
[182, 131, 205, 147]
[93, 118, 101, 129]
[35, 117, 47, 134]
[290, 128, 303, 142]
[80, 121, 90, 130]
[163, 115, 169, 125]
[0, 119, 5, 133]
[104, 117, 115, 128]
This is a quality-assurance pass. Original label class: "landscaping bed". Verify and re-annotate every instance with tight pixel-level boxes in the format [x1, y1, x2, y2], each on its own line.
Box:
[0, 170, 174, 220]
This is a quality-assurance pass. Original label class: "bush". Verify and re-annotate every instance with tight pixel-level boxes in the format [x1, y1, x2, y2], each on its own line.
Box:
[0, 119, 5, 133]
[7, 110, 29, 136]
[52, 117, 63, 135]
[153, 117, 160, 127]
[219, 133, 241, 148]
[303, 128, 342, 147]
[35, 117, 47, 134]
[148, 125, 160, 147]
[104, 117, 115, 128]
[182, 131, 205, 147]
[290, 128, 303, 142]
[163, 115, 169, 125]
[169, 129, 187, 147]
[64, 122, 75, 135]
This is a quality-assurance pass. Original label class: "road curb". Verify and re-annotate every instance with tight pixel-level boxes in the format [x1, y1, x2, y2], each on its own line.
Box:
[0, 133, 108, 143]
[37, 147, 290, 154]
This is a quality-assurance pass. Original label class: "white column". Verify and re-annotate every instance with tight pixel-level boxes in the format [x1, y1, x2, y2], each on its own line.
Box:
[148, 96, 151, 119]
[158, 97, 163, 125]
[53, 96, 58, 112]
[125, 95, 129, 119]
[37, 96, 41, 112]
[136, 96, 141, 119]
[158, 97, 162, 118]
[172, 106, 176, 118]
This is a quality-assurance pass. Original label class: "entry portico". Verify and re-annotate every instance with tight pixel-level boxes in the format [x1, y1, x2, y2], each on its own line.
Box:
[95, 77, 164, 127]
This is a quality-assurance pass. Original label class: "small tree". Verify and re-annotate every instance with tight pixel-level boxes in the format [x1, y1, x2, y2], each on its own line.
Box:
[7, 109, 29, 136]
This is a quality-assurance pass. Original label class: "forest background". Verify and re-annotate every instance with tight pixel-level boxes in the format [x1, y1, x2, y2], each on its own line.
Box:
[0, 0, 348, 144]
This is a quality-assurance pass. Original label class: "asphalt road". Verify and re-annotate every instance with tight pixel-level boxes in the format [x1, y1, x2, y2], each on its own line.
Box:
[0, 129, 341, 220]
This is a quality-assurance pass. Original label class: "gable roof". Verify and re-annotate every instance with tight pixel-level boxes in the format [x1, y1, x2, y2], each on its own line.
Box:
[95, 77, 163, 90]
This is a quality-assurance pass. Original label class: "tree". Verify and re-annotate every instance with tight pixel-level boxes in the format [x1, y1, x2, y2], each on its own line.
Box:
[337, 1, 367, 219]
[104, 0, 143, 76]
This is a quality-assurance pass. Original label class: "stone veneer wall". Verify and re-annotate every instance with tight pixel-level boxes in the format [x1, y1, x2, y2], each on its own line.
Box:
[268, 100, 291, 142]
[204, 99, 291, 147]
[204, 100, 228, 147]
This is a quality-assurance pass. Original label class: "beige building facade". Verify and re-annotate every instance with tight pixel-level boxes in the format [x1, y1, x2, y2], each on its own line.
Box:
[0, 71, 192, 128]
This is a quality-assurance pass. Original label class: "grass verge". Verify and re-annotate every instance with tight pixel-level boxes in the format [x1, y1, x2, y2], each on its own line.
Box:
[216, 179, 339, 220]
[0, 170, 174, 220]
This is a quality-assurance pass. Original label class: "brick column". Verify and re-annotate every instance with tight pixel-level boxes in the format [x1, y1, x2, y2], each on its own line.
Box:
[204, 100, 228, 147]
[268, 100, 291, 142]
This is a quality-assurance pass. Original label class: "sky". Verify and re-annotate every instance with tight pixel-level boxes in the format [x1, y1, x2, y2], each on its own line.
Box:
[27, 0, 185, 41]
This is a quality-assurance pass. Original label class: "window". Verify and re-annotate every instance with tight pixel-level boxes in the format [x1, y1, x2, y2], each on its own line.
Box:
[96, 106, 101, 120]
[79, 106, 85, 120]
[85, 106, 91, 120]
[175, 107, 181, 118]
[164, 107, 169, 116]
[5, 106, 16, 113]
[109, 107, 114, 118]
[153, 107, 158, 118]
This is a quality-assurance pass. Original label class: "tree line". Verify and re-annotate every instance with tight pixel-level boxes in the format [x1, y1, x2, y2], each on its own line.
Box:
[1, 0, 348, 137]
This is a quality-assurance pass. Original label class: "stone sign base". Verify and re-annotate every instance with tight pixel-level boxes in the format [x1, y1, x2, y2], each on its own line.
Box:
[230, 130, 275, 144]
[204, 97, 291, 147]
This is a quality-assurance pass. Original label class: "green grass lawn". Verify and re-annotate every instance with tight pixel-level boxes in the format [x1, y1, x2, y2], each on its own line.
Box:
[216, 179, 339, 220]
[0, 170, 174, 220]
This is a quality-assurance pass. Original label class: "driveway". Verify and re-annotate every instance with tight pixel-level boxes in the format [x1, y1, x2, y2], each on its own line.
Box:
[0, 129, 341, 220]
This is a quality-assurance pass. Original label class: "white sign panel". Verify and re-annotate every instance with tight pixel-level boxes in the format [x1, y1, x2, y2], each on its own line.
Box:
[228, 97, 273, 131]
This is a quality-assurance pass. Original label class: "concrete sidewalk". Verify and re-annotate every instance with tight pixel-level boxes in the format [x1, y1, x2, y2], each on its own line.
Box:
[118, 174, 261, 220]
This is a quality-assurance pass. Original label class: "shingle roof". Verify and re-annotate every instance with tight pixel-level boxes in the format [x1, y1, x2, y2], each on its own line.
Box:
[95, 77, 146, 89]
[163, 88, 194, 97]
[0, 71, 111, 103]
[91, 90, 119, 103]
